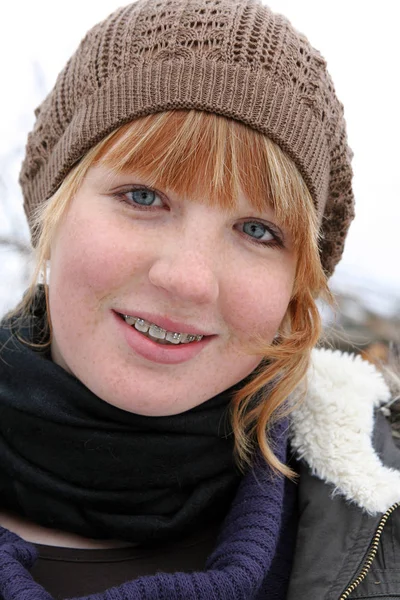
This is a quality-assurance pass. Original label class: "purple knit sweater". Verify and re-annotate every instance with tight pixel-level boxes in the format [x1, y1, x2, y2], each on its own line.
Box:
[0, 421, 295, 600]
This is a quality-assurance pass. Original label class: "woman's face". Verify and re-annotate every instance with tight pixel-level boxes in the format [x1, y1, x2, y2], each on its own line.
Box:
[49, 164, 297, 416]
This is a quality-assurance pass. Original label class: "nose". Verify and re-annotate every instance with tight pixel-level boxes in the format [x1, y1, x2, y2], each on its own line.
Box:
[148, 242, 220, 305]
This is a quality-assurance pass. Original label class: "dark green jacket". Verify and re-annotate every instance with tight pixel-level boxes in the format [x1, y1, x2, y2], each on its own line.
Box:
[287, 349, 400, 599]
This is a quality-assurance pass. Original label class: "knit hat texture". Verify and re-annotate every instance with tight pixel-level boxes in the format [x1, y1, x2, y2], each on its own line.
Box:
[19, 0, 354, 276]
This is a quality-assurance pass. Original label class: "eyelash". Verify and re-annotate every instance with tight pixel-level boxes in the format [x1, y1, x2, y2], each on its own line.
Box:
[113, 186, 284, 249]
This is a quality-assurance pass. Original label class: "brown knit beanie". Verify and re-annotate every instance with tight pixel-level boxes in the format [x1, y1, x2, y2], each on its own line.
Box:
[19, 0, 354, 276]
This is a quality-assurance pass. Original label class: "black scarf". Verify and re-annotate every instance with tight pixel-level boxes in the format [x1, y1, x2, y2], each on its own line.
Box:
[0, 289, 243, 543]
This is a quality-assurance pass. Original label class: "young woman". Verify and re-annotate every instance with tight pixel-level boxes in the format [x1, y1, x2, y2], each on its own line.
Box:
[0, 0, 398, 598]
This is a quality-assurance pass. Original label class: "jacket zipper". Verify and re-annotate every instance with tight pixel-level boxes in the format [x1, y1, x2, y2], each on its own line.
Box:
[339, 502, 400, 599]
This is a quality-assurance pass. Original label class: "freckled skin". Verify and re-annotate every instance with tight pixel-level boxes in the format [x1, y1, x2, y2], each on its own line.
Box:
[49, 165, 297, 416]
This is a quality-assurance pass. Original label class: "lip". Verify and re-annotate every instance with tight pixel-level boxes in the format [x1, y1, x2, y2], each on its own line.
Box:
[114, 310, 215, 336]
[112, 311, 215, 365]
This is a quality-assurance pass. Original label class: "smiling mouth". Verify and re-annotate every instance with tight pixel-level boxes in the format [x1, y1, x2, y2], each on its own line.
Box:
[118, 314, 205, 346]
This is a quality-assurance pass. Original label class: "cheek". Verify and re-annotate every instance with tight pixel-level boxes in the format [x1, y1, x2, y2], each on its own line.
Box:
[50, 212, 143, 304]
[226, 264, 294, 342]
[48, 214, 136, 353]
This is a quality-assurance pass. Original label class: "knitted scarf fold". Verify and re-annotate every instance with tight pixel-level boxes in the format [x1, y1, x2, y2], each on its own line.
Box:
[0, 417, 291, 600]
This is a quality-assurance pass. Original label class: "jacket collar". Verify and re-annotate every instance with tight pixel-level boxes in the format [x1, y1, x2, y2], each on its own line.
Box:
[290, 348, 400, 514]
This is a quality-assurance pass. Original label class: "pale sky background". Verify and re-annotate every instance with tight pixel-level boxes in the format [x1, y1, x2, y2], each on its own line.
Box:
[0, 0, 399, 316]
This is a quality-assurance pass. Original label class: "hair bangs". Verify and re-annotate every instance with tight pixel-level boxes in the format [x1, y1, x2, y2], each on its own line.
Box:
[91, 111, 318, 251]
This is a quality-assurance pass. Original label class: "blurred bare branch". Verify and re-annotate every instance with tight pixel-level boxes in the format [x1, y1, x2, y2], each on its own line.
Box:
[0, 236, 30, 255]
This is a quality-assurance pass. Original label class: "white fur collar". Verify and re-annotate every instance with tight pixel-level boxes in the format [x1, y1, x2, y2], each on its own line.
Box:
[290, 348, 400, 514]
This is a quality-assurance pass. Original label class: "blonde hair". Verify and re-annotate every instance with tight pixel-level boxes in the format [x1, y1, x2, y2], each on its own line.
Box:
[17, 110, 331, 476]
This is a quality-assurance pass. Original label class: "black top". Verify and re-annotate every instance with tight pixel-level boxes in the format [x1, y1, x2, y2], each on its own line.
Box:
[31, 523, 220, 599]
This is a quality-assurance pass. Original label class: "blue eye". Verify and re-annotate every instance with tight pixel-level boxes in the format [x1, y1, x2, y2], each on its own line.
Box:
[242, 221, 274, 242]
[126, 189, 160, 206]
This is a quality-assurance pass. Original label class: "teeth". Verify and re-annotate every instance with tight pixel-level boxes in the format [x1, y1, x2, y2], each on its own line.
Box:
[122, 315, 204, 344]
[148, 324, 167, 340]
[180, 333, 197, 343]
[124, 315, 137, 326]
[165, 332, 182, 344]
[134, 318, 150, 333]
